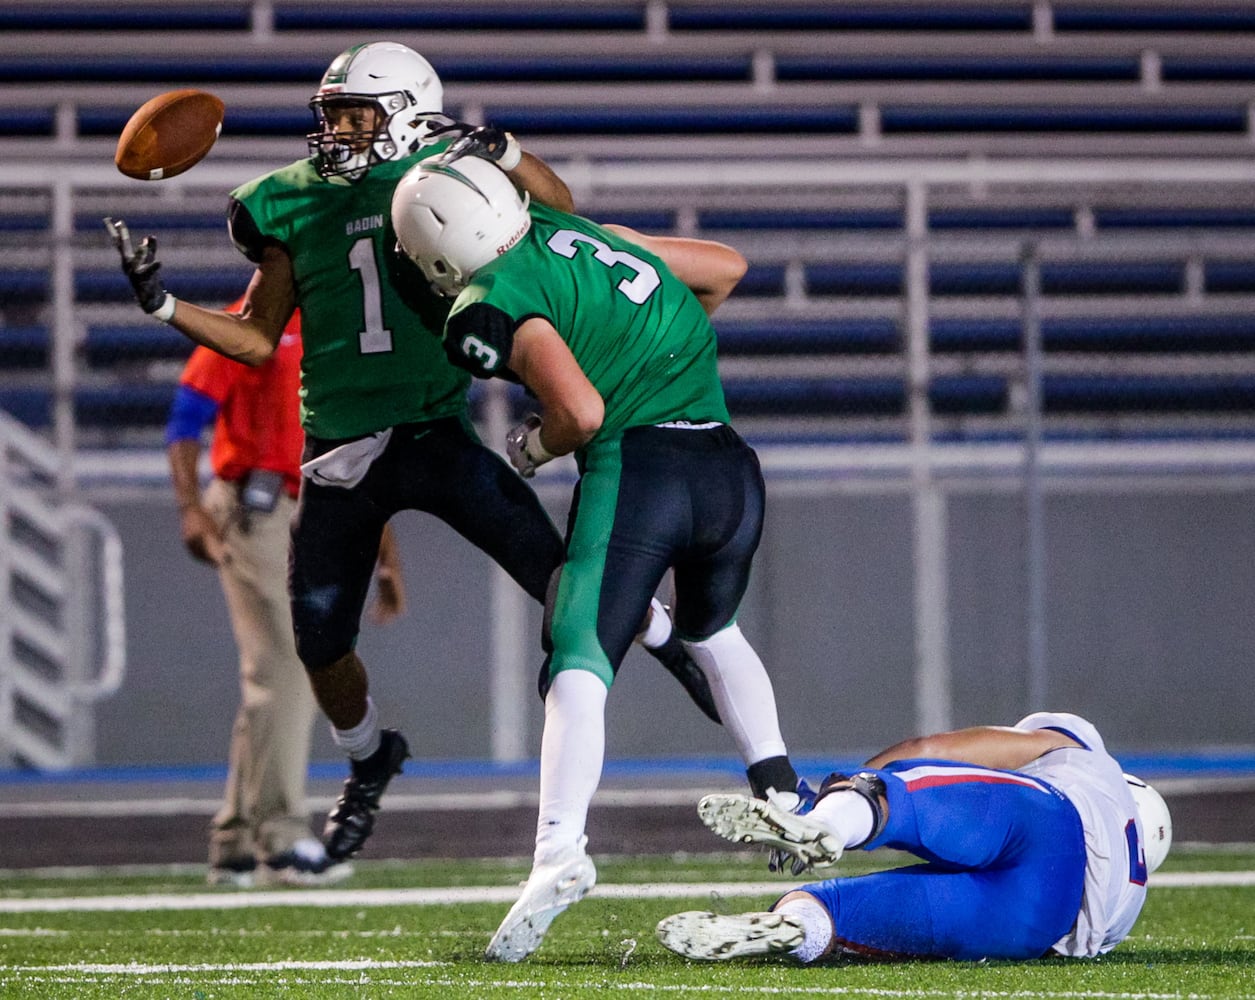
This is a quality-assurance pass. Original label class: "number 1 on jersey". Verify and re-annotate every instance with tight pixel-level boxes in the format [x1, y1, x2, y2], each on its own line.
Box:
[348, 237, 394, 354]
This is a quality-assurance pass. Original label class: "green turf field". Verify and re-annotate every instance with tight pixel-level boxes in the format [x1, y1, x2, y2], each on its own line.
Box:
[1, 847, 1251, 998]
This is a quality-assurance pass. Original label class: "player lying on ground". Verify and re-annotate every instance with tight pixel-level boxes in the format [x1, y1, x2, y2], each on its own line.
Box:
[657, 711, 1172, 963]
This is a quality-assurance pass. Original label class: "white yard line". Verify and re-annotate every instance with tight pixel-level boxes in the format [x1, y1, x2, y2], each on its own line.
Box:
[0, 969, 1232, 999]
[1, 788, 714, 817]
[0, 871, 1248, 914]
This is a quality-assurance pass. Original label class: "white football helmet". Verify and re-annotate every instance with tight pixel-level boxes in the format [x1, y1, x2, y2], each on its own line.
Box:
[308, 41, 445, 181]
[391, 156, 531, 297]
[1125, 773, 1172, 875]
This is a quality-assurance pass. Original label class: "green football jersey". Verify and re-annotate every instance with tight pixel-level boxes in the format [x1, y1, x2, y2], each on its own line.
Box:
[445, 203, 730, 440]
[230, 151, 468, 440]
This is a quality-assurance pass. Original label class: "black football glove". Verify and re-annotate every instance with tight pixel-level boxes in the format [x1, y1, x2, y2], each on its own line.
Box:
[437, 125, 522, 171]
[103, 216, 174, 318]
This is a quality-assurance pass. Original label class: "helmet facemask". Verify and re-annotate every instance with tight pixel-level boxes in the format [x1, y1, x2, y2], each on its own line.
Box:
[307, 42, 446, 182]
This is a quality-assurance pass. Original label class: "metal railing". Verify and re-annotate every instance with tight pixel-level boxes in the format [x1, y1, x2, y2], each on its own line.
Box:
[7, 155, 1255, 742]
[0, 410, 126, 769]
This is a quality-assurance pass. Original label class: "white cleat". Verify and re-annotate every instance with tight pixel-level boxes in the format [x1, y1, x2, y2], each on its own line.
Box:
[484, 840, 597, 962]
[698, 792, 845, 869]
[656, 910, 804, 961]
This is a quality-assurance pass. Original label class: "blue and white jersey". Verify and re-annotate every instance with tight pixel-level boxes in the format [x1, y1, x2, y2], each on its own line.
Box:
[1015, 712, 1148, 957]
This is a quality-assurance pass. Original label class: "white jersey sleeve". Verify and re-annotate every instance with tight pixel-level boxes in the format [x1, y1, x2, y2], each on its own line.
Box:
[1014, 712, 1149, 957]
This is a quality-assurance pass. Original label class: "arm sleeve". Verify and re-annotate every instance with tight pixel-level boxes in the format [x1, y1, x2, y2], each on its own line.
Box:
[165, 385, 220, 445]
[228, 196, 284, 264]
[443, 302, 528, 381]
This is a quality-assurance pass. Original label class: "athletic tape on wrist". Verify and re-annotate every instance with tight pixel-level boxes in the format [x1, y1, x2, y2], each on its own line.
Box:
[152, 294, 177, 323]
[499, 133, 522, 171]
[525, 424, 554, 465]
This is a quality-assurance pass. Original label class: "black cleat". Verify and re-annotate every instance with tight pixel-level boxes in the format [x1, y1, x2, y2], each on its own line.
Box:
[647, 634, 722, 725]
[322, 728, 410, 861]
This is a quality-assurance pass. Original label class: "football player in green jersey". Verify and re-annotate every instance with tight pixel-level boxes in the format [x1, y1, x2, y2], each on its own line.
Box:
[392, 157, 810, 962]
[105, 41, 719, 868]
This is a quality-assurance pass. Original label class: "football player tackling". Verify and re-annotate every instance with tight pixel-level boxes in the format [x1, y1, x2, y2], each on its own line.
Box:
[391, 156, 811, 961]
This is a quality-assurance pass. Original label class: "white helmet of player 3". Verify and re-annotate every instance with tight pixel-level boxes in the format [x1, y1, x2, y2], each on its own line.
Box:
[309, 41, 445, 181]
[1124, 773, 1172, 875]
[392, 156, 531, 298]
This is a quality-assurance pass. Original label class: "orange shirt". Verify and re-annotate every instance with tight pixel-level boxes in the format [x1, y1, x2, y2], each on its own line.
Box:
[178, 308, 304, 497]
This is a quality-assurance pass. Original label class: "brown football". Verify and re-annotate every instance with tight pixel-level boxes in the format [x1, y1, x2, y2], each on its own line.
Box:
[114, 89, 225, 181]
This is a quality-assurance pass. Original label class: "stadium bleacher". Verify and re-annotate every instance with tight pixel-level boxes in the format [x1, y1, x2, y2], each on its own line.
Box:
[4, 0, 1255, 447]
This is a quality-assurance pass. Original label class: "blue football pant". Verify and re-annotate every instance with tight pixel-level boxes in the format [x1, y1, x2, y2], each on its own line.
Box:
[797, 759, 1087, 961]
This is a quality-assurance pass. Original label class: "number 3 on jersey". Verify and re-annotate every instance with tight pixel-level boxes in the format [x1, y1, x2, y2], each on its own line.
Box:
[546, 230, 660, 304]
[348, 237, 394, 354]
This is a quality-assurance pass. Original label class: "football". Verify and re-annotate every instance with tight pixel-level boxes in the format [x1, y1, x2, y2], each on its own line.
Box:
[114, 89, 225, 181]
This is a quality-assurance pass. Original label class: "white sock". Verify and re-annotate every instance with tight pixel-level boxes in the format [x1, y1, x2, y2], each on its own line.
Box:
[683, 624, 787, 764]
[331, 696, 380, 761]
[638, 597, 673, 649]
[776, 895, 835, 964]
[533, 669, 608, 865]
[808, 789, 876, 849]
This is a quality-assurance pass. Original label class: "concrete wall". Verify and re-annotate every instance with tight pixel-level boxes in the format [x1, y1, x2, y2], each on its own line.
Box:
[90, 475, 1255, 767]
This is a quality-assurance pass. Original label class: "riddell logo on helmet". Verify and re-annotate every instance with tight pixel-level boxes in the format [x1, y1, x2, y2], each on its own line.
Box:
[497, 220, 529, 255]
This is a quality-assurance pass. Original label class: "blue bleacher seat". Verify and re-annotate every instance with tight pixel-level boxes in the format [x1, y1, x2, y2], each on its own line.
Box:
[668, 4, 1032, 31]
[881, 105, 1248, 134]
[931, 374, 1008, 413]
[776, 55, 1138, 83]
[84, 326, 194, 365]
[0, 5, 250, 30]
[929, 207, 1075, 230]
[590, 210, 677, 232]
[1203, 260, 1255, 293]
[1095, 207, 1255, 229]
[0, 388, 50, 427]
[0, 327, 49, 368]
[74, 212, 227, 234]
[805, 262, 902, 296]
[930, 317, 1020, 351]
[0, 109, 54, 138]
[0, 269, 48, 304]
[1161, 57, 1255, 82]
[1044, 314, 1255, 351]
[75, 385, 175, 426]
[1041, 261, 1185, 295]
[715, 317, 899, 355]
[1044, 374, 1255, 412]
[1053, 7, 1255, 33]
[733, 264, 788, 297]
[75, 269, 252, 306]
[435, 55, 752, 83]
[482, 105, 860, 136]
[272, 3, 646, 32]
[921, 315, 1255, 353]
[699, 208, 902, 231]
[0, 55, 320, 84]
[724, 376, 905, 416]
[76, 106, 313, 139]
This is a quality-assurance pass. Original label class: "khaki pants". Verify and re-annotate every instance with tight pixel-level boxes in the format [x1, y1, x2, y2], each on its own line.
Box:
[203, 477, 316, 865]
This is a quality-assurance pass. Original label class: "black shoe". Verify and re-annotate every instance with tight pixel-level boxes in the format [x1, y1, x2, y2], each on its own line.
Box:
[261, 838, 355, 886]
[322, 729, 410, 861]
[647, 634, 722, 725]
[206, 855, 256, 888]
